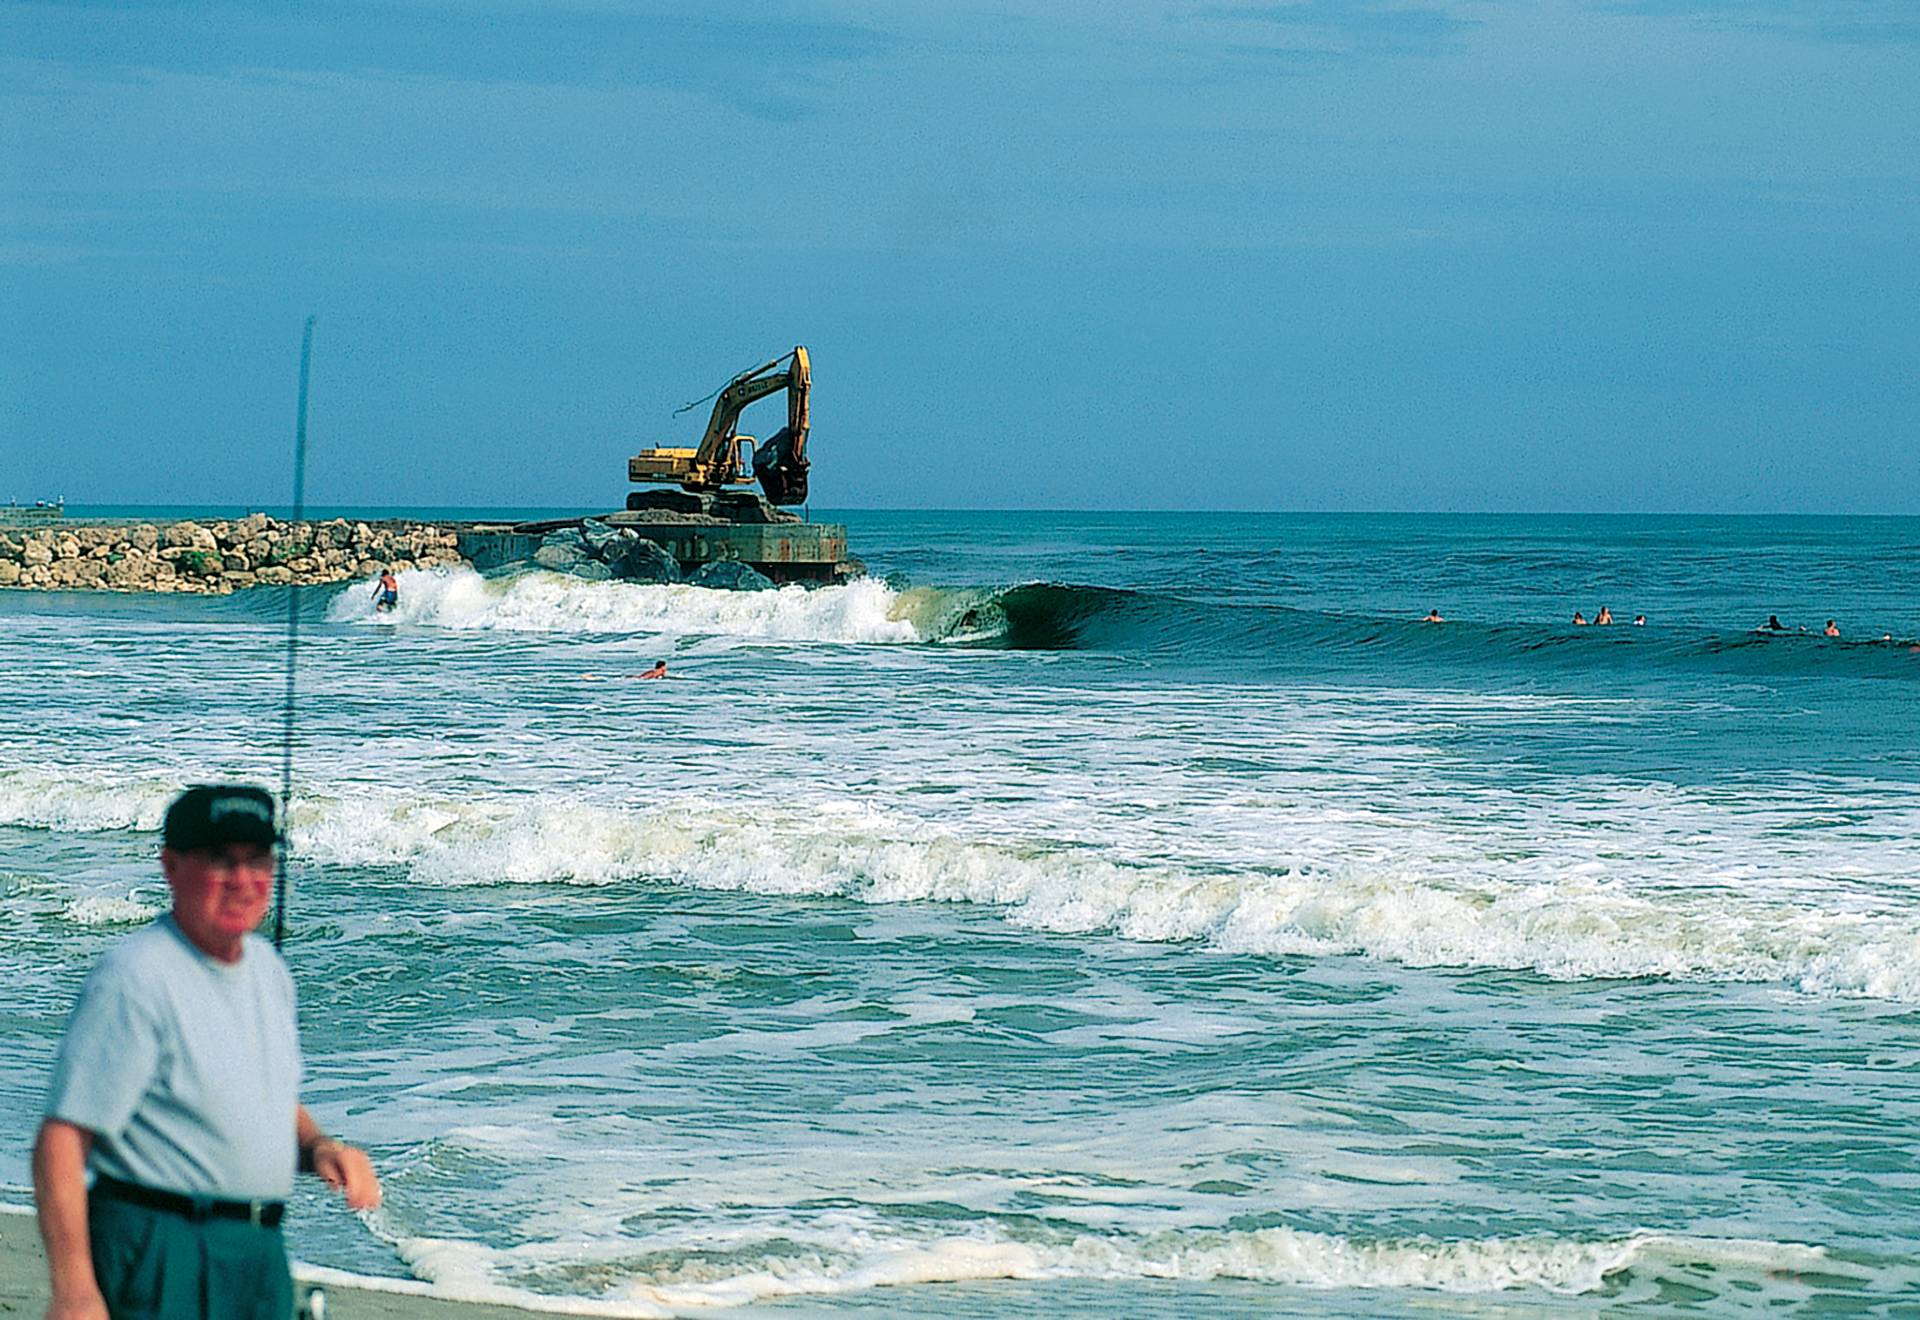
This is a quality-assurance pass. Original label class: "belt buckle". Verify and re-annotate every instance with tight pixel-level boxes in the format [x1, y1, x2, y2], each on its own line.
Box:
[248, 1200, 266, 1228]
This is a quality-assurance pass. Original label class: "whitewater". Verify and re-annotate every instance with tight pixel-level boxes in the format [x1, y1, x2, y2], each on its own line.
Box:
[4, 510, 1919, 1317]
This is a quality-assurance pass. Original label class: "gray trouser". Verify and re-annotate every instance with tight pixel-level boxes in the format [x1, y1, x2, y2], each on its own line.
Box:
[88, 1194, 293, 1320]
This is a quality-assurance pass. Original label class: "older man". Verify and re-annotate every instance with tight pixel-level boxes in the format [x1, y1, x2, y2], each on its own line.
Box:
[33, 785, 381, 1320]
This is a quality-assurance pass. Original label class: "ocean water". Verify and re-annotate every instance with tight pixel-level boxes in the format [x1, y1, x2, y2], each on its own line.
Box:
[3, 511, 1919, 1317]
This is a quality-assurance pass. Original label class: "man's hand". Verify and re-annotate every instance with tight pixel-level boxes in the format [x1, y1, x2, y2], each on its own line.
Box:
[308, 1138, 382, 1210]
[296, 1105, 382, 1210]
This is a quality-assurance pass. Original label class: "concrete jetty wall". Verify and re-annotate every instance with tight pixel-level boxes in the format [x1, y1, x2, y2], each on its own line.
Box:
[0, 516, 466, 594]
[457, 516, 854, 584]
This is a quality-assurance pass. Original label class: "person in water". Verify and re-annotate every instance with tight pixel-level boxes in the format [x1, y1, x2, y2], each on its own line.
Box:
[1422, 608, 1444, 623]
[372, 568, 399, 613]
[1572, 612, 1588, 626]
[639, 660, 668, 680]
[1763, 615, 1787, 631]
[1634, 615, 1647, 626]
[1824, 620, 1840, 637]
[1595, 606, 1613, 625]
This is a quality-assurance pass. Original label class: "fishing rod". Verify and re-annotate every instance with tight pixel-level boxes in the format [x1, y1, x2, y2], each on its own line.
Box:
[275, 316, 314, 949]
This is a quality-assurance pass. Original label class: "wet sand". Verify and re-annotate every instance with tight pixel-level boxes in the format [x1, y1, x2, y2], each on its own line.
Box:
[0, 1210, 550, 1318]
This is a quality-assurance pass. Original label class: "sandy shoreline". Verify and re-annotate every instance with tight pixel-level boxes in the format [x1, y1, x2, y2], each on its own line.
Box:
[0, 1209, 553, 1318]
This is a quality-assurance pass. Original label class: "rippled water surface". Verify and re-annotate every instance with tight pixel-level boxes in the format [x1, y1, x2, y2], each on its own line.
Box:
[3, 511, 1919, 1316]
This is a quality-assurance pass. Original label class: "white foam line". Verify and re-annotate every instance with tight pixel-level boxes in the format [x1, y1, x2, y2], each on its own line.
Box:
[9, 768, 1920, 1002]
[0, 1200, 1860, 1313]
[291, 1264, 672, 1318]
[358, 1226, 1843, 1313]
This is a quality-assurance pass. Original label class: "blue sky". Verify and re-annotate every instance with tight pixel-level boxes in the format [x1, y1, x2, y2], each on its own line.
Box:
[1, 1, 1915, 511]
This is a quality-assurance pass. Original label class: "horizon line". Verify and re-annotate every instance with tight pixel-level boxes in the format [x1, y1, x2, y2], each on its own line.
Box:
[43, 503, 1920, 520]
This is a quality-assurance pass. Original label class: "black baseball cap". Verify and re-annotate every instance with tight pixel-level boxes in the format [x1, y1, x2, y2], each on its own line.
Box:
[163, 785, 280, 852]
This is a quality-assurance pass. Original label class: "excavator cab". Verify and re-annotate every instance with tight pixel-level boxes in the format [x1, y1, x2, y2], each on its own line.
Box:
[628, 346, 810, 507]
[626, 441, 755, 487]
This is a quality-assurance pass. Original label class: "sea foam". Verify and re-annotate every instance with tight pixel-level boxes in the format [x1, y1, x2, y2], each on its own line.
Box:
[360, 1223, 1834, 1314]
[9, 767, 1920, 1002]
[62, 894, 165, 925]
[0, 767, 176, 834]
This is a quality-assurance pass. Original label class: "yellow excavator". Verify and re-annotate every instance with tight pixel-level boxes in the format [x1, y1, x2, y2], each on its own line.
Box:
[627, 347, 811, 512]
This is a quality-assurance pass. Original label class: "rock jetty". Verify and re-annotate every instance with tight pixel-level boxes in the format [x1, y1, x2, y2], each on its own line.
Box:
[0, 516, 466, 594]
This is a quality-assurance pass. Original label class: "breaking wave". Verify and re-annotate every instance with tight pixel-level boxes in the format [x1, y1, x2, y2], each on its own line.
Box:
[322, 571, 1920, 679]
[9, 768, 1919, 1003]
[325, 569, 920, 644]
[62, 894, 165, 925]
[941, 583, 1920, 678]
[0, 767, 175, 835]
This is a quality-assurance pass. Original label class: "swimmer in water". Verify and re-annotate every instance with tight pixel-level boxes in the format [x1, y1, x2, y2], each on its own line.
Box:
[1824, 620, 1840, 637]
[1572, 612, 1588, 626]
[1634, 615, 1646, 626]
[1422, 608, 1444, 623]
[639, 660, 668, 680]
[1595, 606, 1613, 626]
[1763, 615, 1787, 631]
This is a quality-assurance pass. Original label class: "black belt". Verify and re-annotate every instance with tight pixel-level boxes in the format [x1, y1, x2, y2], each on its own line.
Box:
[92, 1174, 285, 1228]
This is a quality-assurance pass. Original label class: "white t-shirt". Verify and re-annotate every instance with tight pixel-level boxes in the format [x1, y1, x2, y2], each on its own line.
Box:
[46, 914, 302, 1200]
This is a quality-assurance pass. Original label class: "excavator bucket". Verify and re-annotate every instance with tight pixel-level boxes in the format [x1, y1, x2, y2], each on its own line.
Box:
[753, 426, 809, 505]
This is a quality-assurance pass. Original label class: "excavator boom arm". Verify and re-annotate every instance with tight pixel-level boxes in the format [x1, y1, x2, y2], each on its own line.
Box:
[693, 371, 791, 467]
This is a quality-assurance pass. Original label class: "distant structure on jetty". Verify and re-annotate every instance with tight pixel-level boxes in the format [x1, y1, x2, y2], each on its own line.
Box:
[0, 498, 65, 527]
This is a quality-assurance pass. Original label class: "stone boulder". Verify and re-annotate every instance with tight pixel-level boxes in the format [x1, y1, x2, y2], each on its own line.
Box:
[105, 557, 151, 589]
[608, 537, 680, 583]
[579, 519, 623, 556]
[168, 549, 225, 579]
[163, 521, 217, 551]
[686, 561, 774, 592]
[533, 528, 591, 573]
